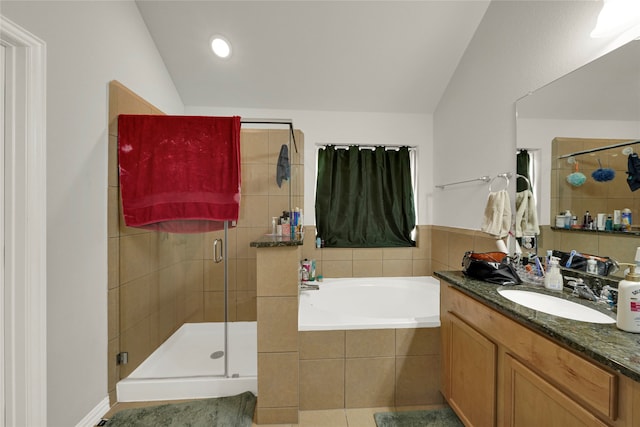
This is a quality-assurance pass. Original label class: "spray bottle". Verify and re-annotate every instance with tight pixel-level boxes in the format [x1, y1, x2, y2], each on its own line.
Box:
[544, 256, 563, 292]
[616, 262, 640, 333]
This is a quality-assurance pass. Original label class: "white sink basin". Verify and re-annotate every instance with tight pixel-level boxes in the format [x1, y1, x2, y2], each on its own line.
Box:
[497, 289, 616, 324]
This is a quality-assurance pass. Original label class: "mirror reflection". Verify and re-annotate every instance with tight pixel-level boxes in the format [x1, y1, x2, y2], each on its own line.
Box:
[516, 40, 640, 276]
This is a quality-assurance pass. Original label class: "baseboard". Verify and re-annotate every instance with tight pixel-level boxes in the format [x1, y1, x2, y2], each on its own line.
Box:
[75, 396, 110, 427]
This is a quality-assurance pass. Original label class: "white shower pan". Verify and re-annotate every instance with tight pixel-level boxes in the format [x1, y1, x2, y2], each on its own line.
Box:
[116, 321, 257, 402]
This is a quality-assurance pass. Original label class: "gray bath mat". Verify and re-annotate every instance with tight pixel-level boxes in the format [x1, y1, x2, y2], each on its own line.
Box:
[105, 391, 256, 427]
[374, 406, 464, 427]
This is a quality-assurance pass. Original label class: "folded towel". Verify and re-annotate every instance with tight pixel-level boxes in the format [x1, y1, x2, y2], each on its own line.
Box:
[118, 115, 241, 233]
[515, 189, 540, 237]
[481, 189, 512, 239]
[276, 144, 290, 188]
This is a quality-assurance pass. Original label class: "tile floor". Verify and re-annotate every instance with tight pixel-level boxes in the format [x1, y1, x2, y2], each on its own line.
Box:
[101, 401, 447, 427]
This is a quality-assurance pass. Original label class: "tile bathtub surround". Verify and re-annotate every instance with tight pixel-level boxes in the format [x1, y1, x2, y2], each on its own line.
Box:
[255, 245, 301, 424]
[300, 225, 432, 278]
[298, 328, 442, 410]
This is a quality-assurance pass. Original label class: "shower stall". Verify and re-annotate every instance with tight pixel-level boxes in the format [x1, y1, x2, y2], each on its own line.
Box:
[108, 84, 302, 403]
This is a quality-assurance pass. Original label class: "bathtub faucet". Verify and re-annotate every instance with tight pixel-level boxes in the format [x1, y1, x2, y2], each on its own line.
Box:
[300, 282, 319, 290]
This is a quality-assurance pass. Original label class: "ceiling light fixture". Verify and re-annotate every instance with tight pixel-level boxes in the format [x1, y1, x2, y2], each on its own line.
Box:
[210, 36, 232, 59]
[591, 0, 640, 38]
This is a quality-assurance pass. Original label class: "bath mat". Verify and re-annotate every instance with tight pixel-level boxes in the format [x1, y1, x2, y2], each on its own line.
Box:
[374, 406, 464, 427]
[105, 391, 256, 427]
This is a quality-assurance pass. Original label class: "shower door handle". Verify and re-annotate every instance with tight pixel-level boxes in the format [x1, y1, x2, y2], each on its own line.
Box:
[213, 238, 224, 263]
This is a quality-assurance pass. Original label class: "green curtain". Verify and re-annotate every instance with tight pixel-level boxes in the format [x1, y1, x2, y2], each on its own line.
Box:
[516, 150, 531, 192]
[315, 145, 416, 248]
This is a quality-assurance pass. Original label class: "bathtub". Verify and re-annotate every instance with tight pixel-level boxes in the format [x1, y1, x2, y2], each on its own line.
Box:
[298, 276, 441, 331]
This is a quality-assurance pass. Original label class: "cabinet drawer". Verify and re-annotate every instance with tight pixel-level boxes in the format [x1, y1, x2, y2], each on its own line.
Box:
[443, 285, 617, 421]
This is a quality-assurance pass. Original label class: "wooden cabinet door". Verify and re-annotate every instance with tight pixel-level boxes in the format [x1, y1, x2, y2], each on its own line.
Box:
[448, 313, 497, 427]
[503, 354, 608, 427]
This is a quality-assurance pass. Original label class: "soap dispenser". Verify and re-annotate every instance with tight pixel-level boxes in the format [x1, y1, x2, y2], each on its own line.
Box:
[544, 256, 563, 292]
[616, 263, 640, 333]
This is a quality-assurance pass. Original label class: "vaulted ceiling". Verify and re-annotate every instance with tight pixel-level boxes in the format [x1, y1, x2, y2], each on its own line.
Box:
[135, 1, 491, 114]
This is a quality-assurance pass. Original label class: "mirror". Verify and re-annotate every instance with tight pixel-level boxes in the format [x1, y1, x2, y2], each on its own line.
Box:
[516, 40, 640, 276]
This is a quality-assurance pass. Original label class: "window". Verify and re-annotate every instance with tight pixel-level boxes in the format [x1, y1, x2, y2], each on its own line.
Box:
[315, 145, 416, 248]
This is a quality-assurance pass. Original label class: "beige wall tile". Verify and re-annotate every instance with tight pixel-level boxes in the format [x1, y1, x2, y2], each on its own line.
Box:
[412, 259, 431, 276]
[257, 352, 299, 408]
[254, 407, 298, 425]
[120, 274, 153, 332]
[395, 355, 442, 406]
[299, 359, 345, 410]
[346, 330, 395, 358]
[412, 226, 430, 260]
[345, 357, 395, 408]
[383, 247, 413, 260]
[353, 260, 383, 277]
[322, 248, 353, 261]
[256, 246, 300, 296]
[257, 297, 298, 352]
[243, 163, 271, 196]
[120, 233, 155, 284]
[382, 259, 413, 276]
[119, 316, 152, 378]
[241, 130, 270, 164]
[108, 237, 120, 289]
[448, 232, 473, 268]
[431, 228, 448, 265]
[396, 328, 440, 356]
[108, 287, 120, 341]
[298, 409, 348, 427]
[108, 187, 119, 238]
[108, 337, 120, 405]
[321, 260, 353, 278]
[239, 195, 270, 227]
[299, 330, 345, 360]
[353, 248, 383, 261]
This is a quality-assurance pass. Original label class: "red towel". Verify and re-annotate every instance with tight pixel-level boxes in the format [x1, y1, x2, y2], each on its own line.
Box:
[118, 115, 241, 233]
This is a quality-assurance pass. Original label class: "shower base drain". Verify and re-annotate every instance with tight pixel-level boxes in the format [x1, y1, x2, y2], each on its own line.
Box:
[210, 350, 225, 359]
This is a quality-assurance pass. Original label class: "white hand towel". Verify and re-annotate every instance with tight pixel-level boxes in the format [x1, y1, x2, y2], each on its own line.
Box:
[515, 190, 540, 237]
[481, 189, 512, 239]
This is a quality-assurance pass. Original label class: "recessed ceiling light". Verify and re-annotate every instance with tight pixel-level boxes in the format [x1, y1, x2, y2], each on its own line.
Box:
[210, 36, 232, 59]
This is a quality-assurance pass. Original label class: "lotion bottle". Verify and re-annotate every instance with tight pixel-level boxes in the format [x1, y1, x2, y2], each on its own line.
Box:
[616, 263, 640, 333]
[544, 257, 563, 292]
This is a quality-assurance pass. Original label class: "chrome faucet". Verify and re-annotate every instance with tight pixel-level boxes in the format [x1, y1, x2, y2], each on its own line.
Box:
[300, 282, 319, 291]
[566, 277, 599, 302]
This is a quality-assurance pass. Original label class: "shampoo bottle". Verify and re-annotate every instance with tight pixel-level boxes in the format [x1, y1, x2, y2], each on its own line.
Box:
[616, 263, 640, 333]
[544, 257, 563, 292]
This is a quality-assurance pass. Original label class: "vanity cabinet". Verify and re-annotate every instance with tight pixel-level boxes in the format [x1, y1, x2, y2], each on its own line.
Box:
[440, 281, 630, 427]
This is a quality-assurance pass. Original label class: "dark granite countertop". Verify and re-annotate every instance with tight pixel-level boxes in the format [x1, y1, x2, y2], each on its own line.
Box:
[435, 270, 640, 383]
[249, 234, 304, 248]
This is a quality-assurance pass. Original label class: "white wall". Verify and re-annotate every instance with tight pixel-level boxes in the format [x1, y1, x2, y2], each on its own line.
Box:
[186, 106, 433, 225]
[433, 0, 636, 230]
[518, 118, 640, 225]
[1, 1, 183, 426]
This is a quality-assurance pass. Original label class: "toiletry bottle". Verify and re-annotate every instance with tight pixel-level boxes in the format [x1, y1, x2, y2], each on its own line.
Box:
[586, 256, 598, 274]
[564, 210, 572, 229]
[616, 263, 640, 333]
[622, 208, 633, 231]
[583, 211, 591, 229]
[544, 257, 563, 292]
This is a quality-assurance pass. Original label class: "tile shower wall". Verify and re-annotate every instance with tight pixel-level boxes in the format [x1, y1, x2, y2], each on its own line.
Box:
[107, 81, 305, 403]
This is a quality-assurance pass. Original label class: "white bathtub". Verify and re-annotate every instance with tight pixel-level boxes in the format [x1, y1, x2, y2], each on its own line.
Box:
[298, 276, 440, 331]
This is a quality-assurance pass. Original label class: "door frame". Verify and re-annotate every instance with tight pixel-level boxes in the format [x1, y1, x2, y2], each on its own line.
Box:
[0, 15, 47, 427]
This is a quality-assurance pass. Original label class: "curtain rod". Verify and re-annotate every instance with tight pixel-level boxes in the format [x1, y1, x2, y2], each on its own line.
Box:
[315, 144, 417, 151]
[557, 139, 640, 159]
[240, 118, 297, 153]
